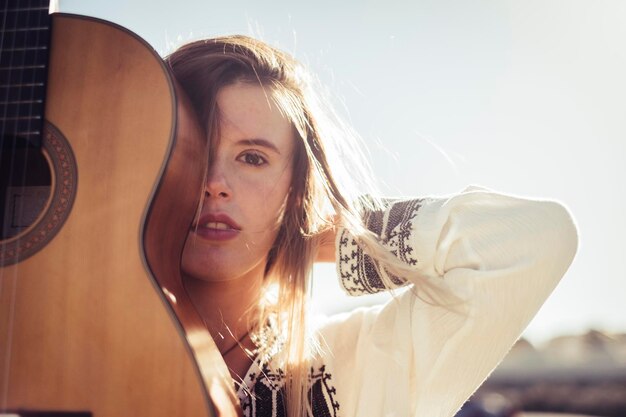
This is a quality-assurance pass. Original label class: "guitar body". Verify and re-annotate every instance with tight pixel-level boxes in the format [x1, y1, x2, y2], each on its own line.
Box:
[0, 14, 232, 416]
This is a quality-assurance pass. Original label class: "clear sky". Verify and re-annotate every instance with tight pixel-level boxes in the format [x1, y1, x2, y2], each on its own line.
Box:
[61, 0, 626, 345]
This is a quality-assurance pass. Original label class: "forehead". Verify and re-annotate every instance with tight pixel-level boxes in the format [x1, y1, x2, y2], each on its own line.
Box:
[216, 82, 295, 152]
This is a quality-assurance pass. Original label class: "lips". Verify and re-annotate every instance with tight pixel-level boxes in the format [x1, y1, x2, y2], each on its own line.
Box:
[193, 213, 241, 241]
[196, 213, 241, 230]
[204, 222, 232, 230]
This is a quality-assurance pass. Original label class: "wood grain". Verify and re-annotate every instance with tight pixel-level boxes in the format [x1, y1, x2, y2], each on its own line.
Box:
[0, 14, 231, 416]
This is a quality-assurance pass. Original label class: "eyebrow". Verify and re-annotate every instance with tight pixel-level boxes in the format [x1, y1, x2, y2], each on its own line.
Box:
[235, 138, 281, 154]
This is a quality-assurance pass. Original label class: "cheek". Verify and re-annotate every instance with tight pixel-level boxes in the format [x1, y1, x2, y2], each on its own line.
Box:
[252, 184, 291, 231]
[242, 167, 292, 217]
[249, 178, 291, 236]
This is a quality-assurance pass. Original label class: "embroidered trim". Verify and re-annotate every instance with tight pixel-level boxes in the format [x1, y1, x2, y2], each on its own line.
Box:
[337, 198, 423, 296]
[239, 361, 340, 417]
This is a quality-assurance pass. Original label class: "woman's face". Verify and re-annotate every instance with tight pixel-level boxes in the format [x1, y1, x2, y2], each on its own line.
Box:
[181, 82, 295, 283]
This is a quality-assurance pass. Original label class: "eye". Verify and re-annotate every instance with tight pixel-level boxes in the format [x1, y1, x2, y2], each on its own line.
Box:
[237, 151, 268, 166]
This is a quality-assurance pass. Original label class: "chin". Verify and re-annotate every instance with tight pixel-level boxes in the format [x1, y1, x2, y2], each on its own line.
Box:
[181, 261, 227, 283]
[181, 254, 267, 284]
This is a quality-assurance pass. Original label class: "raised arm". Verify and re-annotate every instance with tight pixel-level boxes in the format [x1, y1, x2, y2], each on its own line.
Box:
[330, 186, 578, 416]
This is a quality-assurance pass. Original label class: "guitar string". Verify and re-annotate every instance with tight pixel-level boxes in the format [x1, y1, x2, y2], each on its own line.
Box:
[0, 2, 18, 408]
[0, 2, 28, 261]
[0, 1, 43, 408]
[0, 0, 8, 409]
[1, 1, 23, 409]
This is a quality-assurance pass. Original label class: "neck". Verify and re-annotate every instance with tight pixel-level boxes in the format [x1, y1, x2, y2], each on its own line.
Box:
[182, 268, 264, 352]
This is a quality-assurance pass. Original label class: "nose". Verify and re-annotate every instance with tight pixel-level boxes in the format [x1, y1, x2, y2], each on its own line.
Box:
[204, 162, 231, 200]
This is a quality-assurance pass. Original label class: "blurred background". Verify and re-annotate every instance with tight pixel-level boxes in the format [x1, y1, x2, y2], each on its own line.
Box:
[61, 1, 626, 415]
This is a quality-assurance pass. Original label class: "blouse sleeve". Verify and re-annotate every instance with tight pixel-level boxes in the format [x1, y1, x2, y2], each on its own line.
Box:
[331, 185, 578, 416]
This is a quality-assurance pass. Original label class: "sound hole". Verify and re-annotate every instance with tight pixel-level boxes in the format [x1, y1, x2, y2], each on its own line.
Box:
[0, 122, 77, 267]
[0, 138, 52, 240]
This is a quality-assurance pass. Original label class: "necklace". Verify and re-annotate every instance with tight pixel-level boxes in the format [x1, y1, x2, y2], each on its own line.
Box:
[220, 331, 249, 357]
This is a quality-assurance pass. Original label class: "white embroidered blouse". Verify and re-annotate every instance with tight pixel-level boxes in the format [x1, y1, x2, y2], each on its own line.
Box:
[237, 186, 579, 417]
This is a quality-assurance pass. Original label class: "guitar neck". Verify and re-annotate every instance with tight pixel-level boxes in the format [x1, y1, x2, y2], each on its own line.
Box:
[1, 0, 51, 148]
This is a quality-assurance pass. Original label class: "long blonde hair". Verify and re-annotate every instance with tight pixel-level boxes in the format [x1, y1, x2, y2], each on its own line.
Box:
[167, 35, 455, 416]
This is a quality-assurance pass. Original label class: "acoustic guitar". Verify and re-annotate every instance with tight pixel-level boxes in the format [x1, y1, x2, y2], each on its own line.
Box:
[0, 3, 236, 416]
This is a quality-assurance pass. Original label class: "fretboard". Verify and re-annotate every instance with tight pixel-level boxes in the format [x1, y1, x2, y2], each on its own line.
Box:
[1, 0, 52, 148]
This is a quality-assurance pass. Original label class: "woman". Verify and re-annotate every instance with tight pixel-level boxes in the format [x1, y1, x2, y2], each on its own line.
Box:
[166, 36, 578, 417]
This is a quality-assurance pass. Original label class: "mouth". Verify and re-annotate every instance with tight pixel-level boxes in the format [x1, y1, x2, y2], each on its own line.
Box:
[203, 221, 235, 231]
[192, 213, 241, 241]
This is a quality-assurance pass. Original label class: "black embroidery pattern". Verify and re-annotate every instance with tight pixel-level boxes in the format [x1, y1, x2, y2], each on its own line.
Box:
[383, 199, 421, 267]
[338, 198, 423, 296]
[240, 364, 340, 417]
[308, 365, 340, 417]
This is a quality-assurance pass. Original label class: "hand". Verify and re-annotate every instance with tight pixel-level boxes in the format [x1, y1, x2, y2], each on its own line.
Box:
[315, 225, 337, 263]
